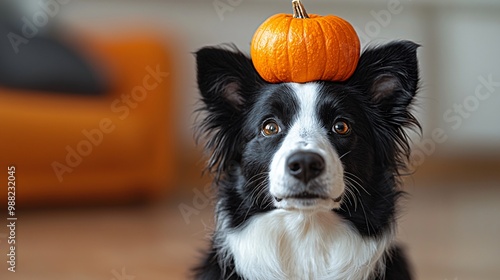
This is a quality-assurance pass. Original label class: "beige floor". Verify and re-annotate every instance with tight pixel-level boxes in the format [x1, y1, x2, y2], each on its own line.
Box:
[1, 179, 499, 280]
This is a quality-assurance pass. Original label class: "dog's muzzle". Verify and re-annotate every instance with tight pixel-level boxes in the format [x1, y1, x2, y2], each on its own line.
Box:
[273, 151, 343, 210]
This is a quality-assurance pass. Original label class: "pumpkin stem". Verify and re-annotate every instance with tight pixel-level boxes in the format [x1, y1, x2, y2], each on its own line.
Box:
[292, 0, 309, 19]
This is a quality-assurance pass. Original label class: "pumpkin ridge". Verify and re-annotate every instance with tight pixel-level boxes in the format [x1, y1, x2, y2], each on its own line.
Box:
[306, 18, 324, 82]
[275, 16, 293, 82]
[301, 19, 310, 83]
[345, 18, 360, 80]
[333, 15, 354, 81]
[290, 17, 305, 82]
[270, 16, 282, 81]
[319, 17, 341, 81]
[336, 16, 358, 80]
[315, 19, 329, 81]
[265, 15, 284, 83]
[285, 17, 293, 83]
[333, 16, 351, 81]
[250, 20, 264, 75]
[251, 16, 267, 81]
[344, 19, 360, 80]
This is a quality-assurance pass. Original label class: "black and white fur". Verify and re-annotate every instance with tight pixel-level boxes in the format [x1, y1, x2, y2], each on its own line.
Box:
[194, 41, 419, 280]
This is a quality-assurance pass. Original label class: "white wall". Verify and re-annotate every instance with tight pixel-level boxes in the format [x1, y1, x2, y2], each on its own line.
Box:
[47, 0, 500, 156]
[433, 6, 500, 151]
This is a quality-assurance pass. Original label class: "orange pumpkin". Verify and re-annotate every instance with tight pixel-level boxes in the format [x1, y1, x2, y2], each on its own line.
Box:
[250, 0, 360, 83]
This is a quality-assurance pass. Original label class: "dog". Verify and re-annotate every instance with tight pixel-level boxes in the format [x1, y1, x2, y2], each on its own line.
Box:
[193, 40, 419, 280]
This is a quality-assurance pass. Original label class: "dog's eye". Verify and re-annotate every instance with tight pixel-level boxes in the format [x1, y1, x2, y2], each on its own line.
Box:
[333, 120, 351, 135]
[262, 120, 281, 136]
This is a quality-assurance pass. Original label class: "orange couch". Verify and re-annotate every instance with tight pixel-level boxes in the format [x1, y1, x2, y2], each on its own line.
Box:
[0, 32, 178, 206]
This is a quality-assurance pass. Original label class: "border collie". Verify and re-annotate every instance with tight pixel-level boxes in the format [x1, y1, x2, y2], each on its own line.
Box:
[194, 40, 419, 280]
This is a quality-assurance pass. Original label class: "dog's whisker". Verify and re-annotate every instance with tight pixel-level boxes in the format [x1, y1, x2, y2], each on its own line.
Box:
[345, 173, 394, 205]
[344, 183, 358, 212]
[343, 186, 356, 209]
[254, 182, 270, 209]
[358, 196, 373, 236]
[344, 173, 371, 196]
[237, 175, 271, 222]
[233, 172, 269, 214]
[339, 150, 352, 160]
[261, 197, 274, 210]
[345, 178, 362, 199]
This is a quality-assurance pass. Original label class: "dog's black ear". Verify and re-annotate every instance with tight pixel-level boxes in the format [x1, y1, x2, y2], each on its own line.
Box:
[196, 46, 264, 111]
[195, 46, 264, 179]
[349, 40, 419, 112]
[348, 41, 420, 168]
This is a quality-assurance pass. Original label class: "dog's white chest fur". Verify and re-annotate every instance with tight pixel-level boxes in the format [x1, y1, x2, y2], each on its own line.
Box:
[224, 210, 391, 280]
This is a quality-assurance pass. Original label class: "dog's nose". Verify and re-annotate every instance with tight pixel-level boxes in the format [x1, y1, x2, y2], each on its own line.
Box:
[286, 151, 325, 183]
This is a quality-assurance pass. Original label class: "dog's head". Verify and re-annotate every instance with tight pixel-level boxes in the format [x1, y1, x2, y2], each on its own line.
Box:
[195, 41, 419, 232]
